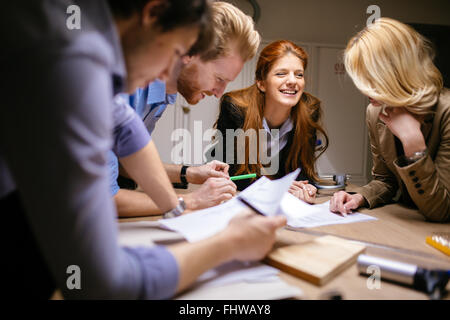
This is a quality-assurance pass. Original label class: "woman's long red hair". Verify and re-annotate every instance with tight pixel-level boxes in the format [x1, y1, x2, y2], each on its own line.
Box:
[221, 40, 328, 181]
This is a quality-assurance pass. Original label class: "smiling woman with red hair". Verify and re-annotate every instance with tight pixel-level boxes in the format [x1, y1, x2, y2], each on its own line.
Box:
[213, 40, 329, 204]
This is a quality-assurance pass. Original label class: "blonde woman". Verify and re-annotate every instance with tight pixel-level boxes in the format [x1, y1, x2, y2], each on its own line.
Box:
[330, 18, 449, 222]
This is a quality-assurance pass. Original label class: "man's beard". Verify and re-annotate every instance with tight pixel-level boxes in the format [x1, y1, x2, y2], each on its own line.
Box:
[177, 63, 202, 105]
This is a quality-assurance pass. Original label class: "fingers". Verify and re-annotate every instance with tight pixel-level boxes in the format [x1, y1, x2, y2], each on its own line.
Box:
[330, 191, 342, 215]
[289, 184, 316, 204]
[208, 177, 236, 189]
[330, 191, 354, 217]
[266, 215, 287, 229]
[237, 210, 286, 230]
[289, 186, 306, 202]
[291, 180, 308, 187]
[209, 160, 229, 174]
[204, 177, 237, 204]
[208, 169, 229, 179]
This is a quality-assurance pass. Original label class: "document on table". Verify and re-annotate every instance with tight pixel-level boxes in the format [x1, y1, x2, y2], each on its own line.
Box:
[281, 192, 377, 228]
[193, 261, 279, 289]
[160, 169, 376, 242]
[238, 168, 300, 216]
[160, 169, 300, 242]
[176, 261, 303, 300]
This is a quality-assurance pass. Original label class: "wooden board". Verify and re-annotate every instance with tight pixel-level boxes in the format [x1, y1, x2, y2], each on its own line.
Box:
[265, 235, 366, 286]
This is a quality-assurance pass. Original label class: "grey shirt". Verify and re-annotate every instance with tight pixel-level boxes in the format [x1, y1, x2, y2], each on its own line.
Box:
[0, 1, 178, 299]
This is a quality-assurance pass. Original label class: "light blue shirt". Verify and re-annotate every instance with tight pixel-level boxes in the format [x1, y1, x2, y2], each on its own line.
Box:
[109, 80, 176, 195]
[129, 80, 177, 135]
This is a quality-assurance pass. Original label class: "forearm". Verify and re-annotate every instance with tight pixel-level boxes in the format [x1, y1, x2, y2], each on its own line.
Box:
[168, 232, 235, 293]
[398, 126, 427, 157]
[114, 189, 162, 217]
[395, 155, 450, 222]
[355, 178, 398, 208]
[120, 141, 178, 212]
[164, 163, 183, 183]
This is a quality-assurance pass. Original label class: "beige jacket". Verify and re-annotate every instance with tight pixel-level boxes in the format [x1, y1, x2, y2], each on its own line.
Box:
[356, 88, 450, 222]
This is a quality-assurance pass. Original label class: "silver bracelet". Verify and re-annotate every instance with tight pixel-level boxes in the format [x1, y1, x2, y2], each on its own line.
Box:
[405, 149, 427, 165]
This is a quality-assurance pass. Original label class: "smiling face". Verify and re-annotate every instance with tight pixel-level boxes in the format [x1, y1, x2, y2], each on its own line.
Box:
[257, 53, 305, 110]
[177, 47, 245, 105]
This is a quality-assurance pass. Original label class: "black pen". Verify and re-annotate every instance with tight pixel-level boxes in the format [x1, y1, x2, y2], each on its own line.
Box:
[237, 196, 265, 216]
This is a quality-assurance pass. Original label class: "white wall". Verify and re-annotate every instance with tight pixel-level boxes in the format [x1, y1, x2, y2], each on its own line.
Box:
[151, 0, 450, 185]
[231, 0, 450, 45]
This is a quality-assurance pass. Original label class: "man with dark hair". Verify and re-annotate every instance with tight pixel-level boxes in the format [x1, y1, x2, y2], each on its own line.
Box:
[0, 0, 285, 299]
[111, 2, 264, 218]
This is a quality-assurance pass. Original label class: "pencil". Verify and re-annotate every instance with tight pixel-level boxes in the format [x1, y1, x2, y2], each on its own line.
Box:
[230, 173, 257, 181]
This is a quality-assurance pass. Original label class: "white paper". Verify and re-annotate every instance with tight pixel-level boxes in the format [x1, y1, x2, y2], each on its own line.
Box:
[281, 192, 377, 228]
[159, 197, 246, 242]
[178, 260, 304, 300]
[118, 221, 183, 247]
[193, 261, 279, 289]
[160, 170, 300, 242]
[238, 168, 300, 216]
[177, 278, 304, 300]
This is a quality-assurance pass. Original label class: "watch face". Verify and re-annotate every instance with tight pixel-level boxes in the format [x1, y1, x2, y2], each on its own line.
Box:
[178, 197, 186, 210]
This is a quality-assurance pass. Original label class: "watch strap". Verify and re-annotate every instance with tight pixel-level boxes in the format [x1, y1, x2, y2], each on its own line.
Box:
[180, 165, 189, 185]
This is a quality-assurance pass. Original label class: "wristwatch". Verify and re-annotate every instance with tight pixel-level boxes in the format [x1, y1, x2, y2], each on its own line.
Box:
[180, 165, 189, 185]
[163, 197, 186, 219]
[404, 149, 427, 165]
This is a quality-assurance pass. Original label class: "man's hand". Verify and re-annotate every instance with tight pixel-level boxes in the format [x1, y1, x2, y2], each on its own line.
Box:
[219, 209, 287, 261]
[186, 160, 230, 184]
[183, 177, 237, 210]
[288, 180, 317, 204]
[329, 191, 365, 216]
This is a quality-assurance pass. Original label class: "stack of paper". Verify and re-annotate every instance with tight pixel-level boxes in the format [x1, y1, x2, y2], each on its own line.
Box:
[118, 221, 303, 300]
[160, 169, 300, 242]
[176, 261, 303, 300]
[281, 192, 377, 228]
[160, 171, 376, 242]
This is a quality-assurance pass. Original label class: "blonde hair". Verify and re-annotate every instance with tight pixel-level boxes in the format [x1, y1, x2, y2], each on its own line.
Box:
[344, 17, 443, 114]
[198, 1, 261, 62]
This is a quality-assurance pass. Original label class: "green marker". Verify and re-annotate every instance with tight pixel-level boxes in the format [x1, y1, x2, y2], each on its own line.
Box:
[230, 173, 257, 181]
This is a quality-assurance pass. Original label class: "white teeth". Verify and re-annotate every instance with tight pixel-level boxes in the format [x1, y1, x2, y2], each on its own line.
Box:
[280, 90, 296, 94]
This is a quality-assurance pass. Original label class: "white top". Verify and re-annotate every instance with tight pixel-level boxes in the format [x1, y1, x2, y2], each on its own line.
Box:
[262, 117, 294, 160]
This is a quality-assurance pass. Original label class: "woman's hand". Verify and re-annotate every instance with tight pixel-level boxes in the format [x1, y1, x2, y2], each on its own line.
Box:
[378, 107, 426, 157]
[288, 180, 317, 204]
[330, 191, 365, 216]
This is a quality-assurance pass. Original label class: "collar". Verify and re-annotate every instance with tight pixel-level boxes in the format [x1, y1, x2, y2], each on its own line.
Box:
[145, 80, 177, 105]
[146, 79, 167, 104]
[262, 117, 294, 139]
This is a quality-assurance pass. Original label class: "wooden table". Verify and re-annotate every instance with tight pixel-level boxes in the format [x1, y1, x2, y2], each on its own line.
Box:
[118, 185, 450, 300]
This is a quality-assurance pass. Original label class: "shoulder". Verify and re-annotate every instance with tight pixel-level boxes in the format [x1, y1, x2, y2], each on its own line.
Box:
[435, 88, 450, 134]
[436, 88, 450, 115]
[219, 94, 246, 120]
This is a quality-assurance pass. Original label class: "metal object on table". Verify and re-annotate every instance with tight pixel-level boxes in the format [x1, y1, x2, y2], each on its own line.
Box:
[314, 173, 351, 190]
[357, 254, 450, 300]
